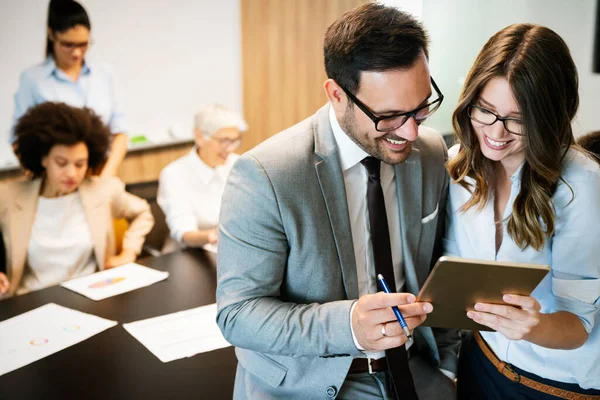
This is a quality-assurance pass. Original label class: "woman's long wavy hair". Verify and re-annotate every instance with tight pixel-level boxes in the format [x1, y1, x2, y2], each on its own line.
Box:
[447, 24, 579, 251]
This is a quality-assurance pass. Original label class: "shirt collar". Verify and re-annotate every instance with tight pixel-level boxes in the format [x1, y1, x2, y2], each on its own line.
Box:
[188, 148, 217, 185]
[510, 161, 526, 183]
[329, 105, 369, 171]
[81, 61, 91, 75]
[43, 57, 92, 78]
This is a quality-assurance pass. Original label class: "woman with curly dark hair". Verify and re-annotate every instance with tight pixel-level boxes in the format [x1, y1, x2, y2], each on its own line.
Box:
[0, 102, 153, 298]
[444, 24, 600, 398]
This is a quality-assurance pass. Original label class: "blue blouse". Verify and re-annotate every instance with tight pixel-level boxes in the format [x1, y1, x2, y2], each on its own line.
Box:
[444, 147, 600, 389]
[11, 57, 127, 143]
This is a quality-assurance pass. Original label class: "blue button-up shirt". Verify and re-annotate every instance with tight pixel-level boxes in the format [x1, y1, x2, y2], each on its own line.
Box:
[11, 57, 127, 143]
[444, 147, 600, 389]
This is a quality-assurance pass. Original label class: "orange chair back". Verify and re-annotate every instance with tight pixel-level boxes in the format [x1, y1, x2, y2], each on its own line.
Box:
[113, 218, 129, 254]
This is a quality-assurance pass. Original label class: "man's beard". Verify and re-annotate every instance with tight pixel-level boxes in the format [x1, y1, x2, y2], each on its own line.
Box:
[339, 106, 405, 164]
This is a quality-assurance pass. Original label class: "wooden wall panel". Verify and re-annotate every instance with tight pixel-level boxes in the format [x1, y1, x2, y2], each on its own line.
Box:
[118, 143, 194, 184]
[240, 0, 366, 152]
[0, 143, 194, 185]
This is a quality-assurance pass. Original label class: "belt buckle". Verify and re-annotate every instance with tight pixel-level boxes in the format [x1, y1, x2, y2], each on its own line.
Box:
[367, 357, 374, 375]
[501, 363, 520, 383]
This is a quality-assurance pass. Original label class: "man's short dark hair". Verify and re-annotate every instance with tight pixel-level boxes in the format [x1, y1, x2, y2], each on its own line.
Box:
[14, 102, 111, 177]
[324, 2, 429, 94]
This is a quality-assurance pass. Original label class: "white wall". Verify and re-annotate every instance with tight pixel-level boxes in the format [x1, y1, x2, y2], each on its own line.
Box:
[380, 0, 423, 19]
[0, 0, 242, 148]
[1, 0, 597, 150]
[423, 0, 600, 137]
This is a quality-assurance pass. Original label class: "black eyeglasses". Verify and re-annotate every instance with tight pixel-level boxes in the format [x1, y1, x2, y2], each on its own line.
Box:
[56, 39, 93, 52]
[339, 77, 444, 132]
[468, 104, 524, 135]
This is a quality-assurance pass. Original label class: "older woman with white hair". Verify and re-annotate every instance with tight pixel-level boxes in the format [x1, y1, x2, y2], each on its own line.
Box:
[157, 104, 246, 249]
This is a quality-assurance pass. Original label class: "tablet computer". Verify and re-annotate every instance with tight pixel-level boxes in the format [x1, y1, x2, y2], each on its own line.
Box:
[416, 256, 550, 331]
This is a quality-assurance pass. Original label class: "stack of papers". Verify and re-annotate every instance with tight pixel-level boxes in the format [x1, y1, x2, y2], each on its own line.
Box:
[0, 303, 117, 376]
[61, 263, 169, 301]
[123, 303, 231, 363]
[202, 243, 217, 254]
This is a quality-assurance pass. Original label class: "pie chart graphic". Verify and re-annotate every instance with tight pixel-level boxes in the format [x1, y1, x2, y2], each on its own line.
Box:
[29, 338, 49, 346]
[63, 324, 81, 332]
[88, 276, 126, 289]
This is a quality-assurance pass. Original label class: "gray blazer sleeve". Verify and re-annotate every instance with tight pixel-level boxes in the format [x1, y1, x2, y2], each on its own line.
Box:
[216, 155, 360, 358]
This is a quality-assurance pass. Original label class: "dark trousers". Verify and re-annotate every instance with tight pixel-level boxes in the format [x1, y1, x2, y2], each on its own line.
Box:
[457, 332, 600, 400]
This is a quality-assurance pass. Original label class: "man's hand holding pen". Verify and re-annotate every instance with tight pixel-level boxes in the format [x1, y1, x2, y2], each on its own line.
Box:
[351, 292, 433, 352]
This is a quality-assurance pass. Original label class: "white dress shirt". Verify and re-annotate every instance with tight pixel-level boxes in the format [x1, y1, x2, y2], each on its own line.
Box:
[19, 192, 96, 294]
[329, 107, 405, 361]
[158, 149, 239, 246]
[445, 145, 600, 389]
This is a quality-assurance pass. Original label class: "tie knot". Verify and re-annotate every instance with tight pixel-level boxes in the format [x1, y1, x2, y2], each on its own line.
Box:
[361, 156, 381, 180]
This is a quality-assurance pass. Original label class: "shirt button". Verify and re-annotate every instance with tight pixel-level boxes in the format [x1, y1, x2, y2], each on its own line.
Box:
[326, 386, 338, 398]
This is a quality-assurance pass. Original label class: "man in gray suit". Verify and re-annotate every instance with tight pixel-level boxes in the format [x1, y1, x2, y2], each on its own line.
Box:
[216, 3, 459, 399]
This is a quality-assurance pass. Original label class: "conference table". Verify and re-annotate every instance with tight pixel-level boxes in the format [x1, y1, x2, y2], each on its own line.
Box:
[0, 249, 237, 399]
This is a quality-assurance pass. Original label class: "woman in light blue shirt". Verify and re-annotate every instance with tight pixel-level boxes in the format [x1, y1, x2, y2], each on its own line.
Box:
[12, 0, 128, 177]
[445, 24, 600, 398]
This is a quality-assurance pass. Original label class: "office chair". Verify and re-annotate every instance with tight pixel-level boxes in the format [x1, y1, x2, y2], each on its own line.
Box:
[113, 218, 129, 254]
[125, 181, 170, 257]
[0, 231, 5, 275]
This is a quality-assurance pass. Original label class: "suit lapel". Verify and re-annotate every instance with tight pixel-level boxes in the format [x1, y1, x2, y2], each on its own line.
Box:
[394, 147, 424, 294]
[78, 179, 107, 269]
[313, 105, 358, 300]
[9, 179, 42, 294]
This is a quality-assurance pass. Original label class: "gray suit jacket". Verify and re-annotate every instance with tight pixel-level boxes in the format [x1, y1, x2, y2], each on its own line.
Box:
[217, 105, 459, 399]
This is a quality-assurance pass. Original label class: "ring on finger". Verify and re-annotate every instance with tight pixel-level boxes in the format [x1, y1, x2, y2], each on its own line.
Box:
[381, 324, 387, 337]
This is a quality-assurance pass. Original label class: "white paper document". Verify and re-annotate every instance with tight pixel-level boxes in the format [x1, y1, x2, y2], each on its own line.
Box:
[122, 303, 231, 363]
[61, 263, 169, 301]
[202, 243, 218, 254]
[0, 303, 117, 377]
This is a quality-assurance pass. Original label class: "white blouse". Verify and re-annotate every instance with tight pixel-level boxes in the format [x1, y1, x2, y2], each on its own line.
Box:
[18, 191, 96, 294]
[157, 149, 238, 245]
[444, 147, 600, 389]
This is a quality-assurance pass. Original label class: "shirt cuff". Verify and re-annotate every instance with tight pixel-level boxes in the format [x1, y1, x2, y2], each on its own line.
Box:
[349, 300, 415, 353]
[439, 368, 456, 381]
[350, 301, 365, 351]
[171, 224, 198, 247]
[109, 117, 128, 136]
[552, 277, 600, 333]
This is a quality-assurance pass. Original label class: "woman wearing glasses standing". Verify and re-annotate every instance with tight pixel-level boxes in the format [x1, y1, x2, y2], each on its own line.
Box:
[445, 24, 600, 398]
[11, 0, 128, 177]
[157, 105, 246, 250]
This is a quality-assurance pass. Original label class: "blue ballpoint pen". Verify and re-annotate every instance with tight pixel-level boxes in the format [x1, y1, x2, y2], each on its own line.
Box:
[377, 274, 413, 340]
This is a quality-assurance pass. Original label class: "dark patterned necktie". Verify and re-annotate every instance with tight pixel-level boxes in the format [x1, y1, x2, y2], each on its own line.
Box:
[361, 156, 418, 400]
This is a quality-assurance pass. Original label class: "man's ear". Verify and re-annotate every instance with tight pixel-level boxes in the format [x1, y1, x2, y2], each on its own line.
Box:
[194, 128, 205, 147]
[323, 79, 349, 113]
[47, 28, 54, 41]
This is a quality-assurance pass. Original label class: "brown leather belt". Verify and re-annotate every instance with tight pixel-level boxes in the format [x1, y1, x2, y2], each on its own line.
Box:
[474, 332, 600, 400]
[348, 357, 388, 374]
